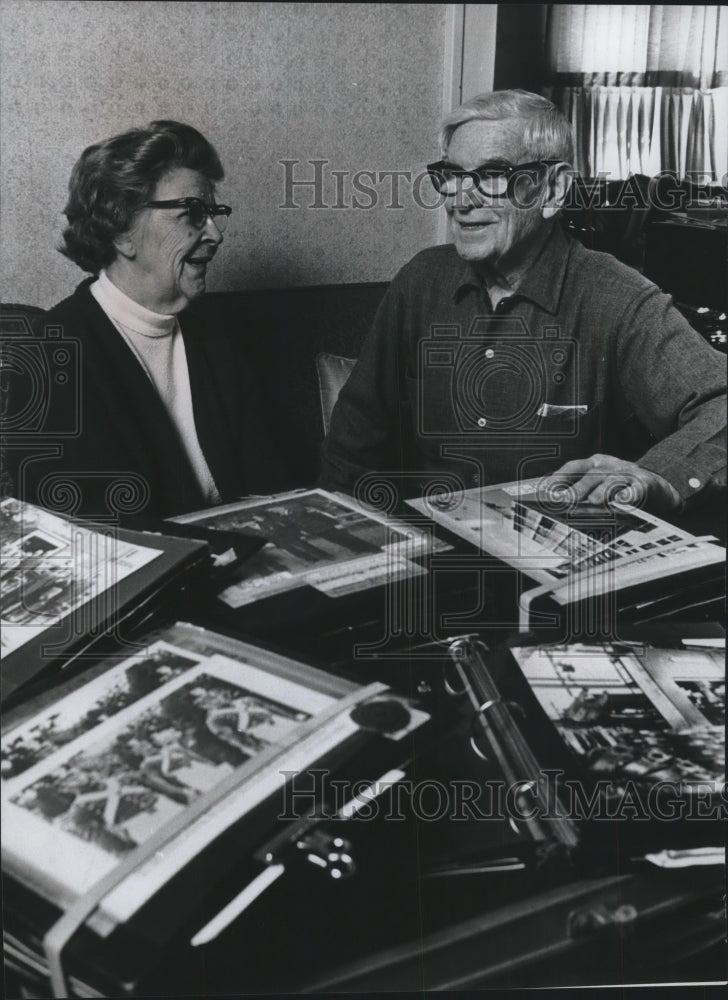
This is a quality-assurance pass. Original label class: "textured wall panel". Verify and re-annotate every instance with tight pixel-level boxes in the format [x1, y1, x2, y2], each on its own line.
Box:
[0, 1, 448, 307]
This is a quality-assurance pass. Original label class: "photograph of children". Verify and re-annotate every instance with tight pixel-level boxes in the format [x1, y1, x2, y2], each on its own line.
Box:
[9, 670, 311, 859]
[1, 643, 202, 781]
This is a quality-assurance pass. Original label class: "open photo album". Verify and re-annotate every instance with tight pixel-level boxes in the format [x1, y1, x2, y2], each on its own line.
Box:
[169, 488, 450, 607]
[1, 499, 159, 660]
[1, 623, 426, 931]
[511, 641, 725, 798]
[0, 499, 208, 702]
[407, 477, 725, 610]
[449, 633, 724, 863]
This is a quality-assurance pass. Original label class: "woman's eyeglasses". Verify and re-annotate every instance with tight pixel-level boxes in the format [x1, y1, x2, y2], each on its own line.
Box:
[143, 197, 232, 232]
[426, 159, 558, 197]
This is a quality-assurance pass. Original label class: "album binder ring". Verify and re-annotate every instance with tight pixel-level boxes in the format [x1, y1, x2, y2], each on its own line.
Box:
[469, 698, 528, 761]
[469, 735, 490, 761]
[443, 666, 468, 696]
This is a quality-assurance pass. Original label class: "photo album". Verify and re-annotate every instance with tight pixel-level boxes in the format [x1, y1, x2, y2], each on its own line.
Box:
[2, 621, 427, 930]
[169, 488, 450, 607]
[408, 477, 725, 618]
[0, 499, 208, 702]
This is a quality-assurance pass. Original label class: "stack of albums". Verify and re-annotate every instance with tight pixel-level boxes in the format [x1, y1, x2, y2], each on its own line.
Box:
[2, 487, 725, 992]
[2, 623, 431, 996]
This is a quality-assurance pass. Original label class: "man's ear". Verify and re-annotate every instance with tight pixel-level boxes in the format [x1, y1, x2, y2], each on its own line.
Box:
[542, 162, 573, 220]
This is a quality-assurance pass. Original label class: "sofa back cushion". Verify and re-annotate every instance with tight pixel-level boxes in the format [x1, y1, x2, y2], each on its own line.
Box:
[194, 283, 388, 486]
[316, 352, 357, 435]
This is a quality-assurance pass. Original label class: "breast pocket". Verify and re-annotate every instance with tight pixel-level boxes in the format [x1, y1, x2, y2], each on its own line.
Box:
[534, 403, 603, 461]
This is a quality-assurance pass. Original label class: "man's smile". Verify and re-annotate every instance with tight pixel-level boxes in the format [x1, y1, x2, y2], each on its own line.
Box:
[453, 218, 497, 231]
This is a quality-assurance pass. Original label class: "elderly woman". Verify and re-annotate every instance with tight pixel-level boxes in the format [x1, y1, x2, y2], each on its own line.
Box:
[11, 120, 283, 524]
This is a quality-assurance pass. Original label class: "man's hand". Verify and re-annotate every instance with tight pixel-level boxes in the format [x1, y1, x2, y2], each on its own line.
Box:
[546, 454, 682, 512]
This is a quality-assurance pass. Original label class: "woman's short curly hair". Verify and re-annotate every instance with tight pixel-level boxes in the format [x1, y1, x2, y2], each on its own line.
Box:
[59, 120, 224, 273]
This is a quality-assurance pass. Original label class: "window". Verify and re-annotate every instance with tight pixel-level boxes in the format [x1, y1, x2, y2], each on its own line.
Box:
[544, 5, 728, 179]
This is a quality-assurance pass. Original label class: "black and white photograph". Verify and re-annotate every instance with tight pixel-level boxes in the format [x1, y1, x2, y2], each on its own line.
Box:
[512, 641, 725, 794]
[2, 652, 335, 907]
[174, 489, 422, 567]
[1, 2, 726, 996]
[173, 488, 446, 606]
[1, 641, 203, 781]
[0, 498, 160, 657]
[409, 476, 726, 604]
[10, 671, 309, 855]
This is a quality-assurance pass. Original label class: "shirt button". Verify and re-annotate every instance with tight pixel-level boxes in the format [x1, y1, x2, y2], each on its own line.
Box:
[477, 417, 487, 428]
[485, 349, 495, 359]
[688, 477, 701, 489]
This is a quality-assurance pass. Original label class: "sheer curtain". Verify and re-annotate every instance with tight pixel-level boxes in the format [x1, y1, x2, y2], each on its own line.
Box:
[544, 5, 728, 179]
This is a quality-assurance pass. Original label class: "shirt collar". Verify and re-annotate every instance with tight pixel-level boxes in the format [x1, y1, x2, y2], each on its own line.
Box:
[452, 222, 571, 314]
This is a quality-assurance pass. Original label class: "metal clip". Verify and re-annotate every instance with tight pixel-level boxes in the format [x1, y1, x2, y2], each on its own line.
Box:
[295, 828, 355, 880]
[567, 902, 638, 940]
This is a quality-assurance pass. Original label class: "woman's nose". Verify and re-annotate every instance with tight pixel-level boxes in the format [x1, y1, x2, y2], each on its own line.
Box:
[202, 214, 224, 242]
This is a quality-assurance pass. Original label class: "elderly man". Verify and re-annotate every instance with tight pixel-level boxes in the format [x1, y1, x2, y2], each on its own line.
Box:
[320, 90, 726, 514]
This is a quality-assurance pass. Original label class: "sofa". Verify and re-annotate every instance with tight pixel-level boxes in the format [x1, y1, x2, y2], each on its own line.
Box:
[0, 284, 388, 498]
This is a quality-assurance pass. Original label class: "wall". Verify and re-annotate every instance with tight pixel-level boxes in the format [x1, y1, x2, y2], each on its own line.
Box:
[1, 1, 453, 307]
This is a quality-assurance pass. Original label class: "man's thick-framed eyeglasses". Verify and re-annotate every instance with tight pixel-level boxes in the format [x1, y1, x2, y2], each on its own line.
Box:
[143, 197, 232, 232]
[426, 159, 558, 197]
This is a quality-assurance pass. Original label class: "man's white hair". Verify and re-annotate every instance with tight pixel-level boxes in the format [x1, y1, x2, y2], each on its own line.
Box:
[440, 89, 574, 165]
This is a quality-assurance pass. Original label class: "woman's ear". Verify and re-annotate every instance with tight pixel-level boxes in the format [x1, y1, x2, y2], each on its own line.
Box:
[542, 162, 573, 220]
[113, 232, 137, 260]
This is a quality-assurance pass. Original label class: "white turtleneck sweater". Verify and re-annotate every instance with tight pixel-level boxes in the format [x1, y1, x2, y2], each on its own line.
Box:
[91, 271, 221, 505]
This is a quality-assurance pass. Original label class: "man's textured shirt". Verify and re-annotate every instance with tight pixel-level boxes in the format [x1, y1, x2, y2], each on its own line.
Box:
[321, 224, 726, 504]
